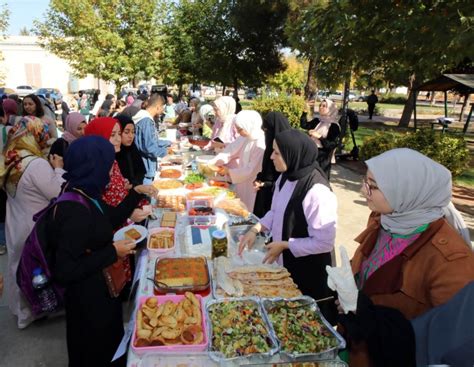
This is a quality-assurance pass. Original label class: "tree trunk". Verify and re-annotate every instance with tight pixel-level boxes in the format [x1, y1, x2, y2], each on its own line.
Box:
[459, 94, 470, 121]
[399, 88, 420, 127]
[304, 57, 317, 99]
[233, 78, 239, 102]
[177, 82, 183, 100]
[222, 85, 226, 96]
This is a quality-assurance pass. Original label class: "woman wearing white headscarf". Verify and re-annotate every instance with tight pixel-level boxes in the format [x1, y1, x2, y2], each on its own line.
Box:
[209, 110, 265, 211]
[300, 98, 340, 178]
[210, 96, 237, 149]
[341, 148, 474, 323]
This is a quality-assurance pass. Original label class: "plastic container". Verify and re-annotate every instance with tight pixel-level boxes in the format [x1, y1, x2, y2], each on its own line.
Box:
[211, 230, 228, 258]
[131, 294, 208, 355]
[147, 227, 176, 257]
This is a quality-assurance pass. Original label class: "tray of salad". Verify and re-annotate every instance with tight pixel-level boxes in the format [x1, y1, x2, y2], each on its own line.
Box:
[206, 297, 279, 364]
[261, 296, 345, 361]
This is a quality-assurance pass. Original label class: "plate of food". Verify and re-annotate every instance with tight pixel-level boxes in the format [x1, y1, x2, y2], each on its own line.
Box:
[160, 168, 182, 179]
[114, 224, 148, 243]
[153, 179, 183, 190]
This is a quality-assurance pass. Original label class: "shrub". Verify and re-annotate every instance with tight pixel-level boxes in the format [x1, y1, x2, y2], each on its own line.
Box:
[360, 130, 470, 177]
[252, 94, 305, 128]
[360, 131, 398, 160]
[379, 93, 408, 104]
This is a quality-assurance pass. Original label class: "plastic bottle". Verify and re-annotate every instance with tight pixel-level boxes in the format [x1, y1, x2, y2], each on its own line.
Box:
[32, 268, 58, 313]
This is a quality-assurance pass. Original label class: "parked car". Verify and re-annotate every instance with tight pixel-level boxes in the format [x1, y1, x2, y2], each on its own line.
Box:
[0, 87, 16, 98]
[16, 85, 37, 97]
[327, 91, 356, 101]
[35, 88, 63, 103]
[245, 89, 257, 99]
[356, 95, 368, 102]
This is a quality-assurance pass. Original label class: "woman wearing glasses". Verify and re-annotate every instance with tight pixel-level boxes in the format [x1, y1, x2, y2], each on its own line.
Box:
[327, 148, 474, 366]
[352, 148, 473, 319]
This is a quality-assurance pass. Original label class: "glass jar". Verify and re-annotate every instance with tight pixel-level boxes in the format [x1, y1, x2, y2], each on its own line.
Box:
[211, 230, 228, 258]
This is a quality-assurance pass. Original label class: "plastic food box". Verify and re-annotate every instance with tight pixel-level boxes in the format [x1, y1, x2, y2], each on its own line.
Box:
[131, 294, 208, 354]
[147, 227, 176, 257]
[141, 352, 220, 367]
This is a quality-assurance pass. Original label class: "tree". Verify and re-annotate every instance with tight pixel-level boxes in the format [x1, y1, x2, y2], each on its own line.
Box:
[34, 0, 163, 92]
[286, 1, 474, 126]
[268, 55, 305, 93]
[160, 0, 288, 97]
[0, 4, 9, 85]
[19, 27, 30, 36]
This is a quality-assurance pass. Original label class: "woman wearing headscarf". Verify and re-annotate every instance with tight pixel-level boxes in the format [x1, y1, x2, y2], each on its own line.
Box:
[239, 129, 337, 323]
[210, 96, 237, 149]
[301, 98, 340, 178]
[3, 98, 19, 125]
[114, 114, 146, 187]
[84, 117, 155, 217]
[209, 110, 265, 212]
[253, 111, 291, 218]
[0, 116, 65, 328]
[22, 94, 58, 139]
[49, 112, 86, 157]
[345, 148, 474, 318]
[326, 149, 474, 366]
[45, 136, 138, 367]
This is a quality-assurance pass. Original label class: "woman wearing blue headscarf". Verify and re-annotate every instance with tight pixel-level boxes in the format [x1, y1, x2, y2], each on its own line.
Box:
[45, 136, 139, 367]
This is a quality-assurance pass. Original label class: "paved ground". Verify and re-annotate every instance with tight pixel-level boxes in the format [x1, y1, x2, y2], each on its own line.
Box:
[0, 164, 471, 366]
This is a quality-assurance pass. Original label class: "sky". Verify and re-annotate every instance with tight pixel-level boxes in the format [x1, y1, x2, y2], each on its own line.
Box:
[5, 0, 49, 35]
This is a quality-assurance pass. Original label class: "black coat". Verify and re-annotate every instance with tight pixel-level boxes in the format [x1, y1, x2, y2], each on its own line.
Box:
[47, 189, 141, 367]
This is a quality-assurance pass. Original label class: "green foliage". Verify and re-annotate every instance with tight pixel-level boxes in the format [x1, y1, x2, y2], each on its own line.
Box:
[252, 94, 305, 128]
[379, 93, 407, 105]
[268, 55, 305, 93]
[361, 130, 470, 177]
[0, 4, 10, 85]
[161, 0, 288, 89]
[34, 0, 163, 89]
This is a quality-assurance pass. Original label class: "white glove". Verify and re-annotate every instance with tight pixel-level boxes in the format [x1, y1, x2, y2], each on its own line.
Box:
[326, 246, 358, 314]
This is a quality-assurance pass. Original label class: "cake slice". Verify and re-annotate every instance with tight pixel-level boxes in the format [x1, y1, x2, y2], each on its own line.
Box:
[125, 228, 141, 241]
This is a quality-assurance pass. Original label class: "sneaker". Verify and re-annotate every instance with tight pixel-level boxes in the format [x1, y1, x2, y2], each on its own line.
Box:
[0, 244, 6, 255]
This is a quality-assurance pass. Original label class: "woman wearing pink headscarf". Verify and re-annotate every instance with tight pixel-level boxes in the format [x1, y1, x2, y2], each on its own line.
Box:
[300, 98, 340, 178]
[2, 99, 19, 126]
[49, 112, 87, 157]
[209, 96, 237, 150]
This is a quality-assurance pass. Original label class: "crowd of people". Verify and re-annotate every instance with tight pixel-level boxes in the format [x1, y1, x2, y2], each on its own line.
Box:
[0, 88, 472, 367]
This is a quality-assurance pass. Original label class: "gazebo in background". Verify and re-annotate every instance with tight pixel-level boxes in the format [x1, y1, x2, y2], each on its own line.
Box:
[414, 74, 474, 134]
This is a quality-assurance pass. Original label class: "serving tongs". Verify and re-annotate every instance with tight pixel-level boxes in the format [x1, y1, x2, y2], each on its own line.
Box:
[268, 296, 335, 312]
[147, 277, 174, 289]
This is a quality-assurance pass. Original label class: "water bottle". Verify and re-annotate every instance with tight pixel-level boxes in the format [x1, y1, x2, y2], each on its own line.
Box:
[32, 268, 58, 313]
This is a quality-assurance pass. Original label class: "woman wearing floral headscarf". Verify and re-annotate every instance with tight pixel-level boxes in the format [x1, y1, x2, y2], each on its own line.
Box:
[300, 98, 340, 178]
[209, 110, 265, 211]
[0, 116, 65, 329]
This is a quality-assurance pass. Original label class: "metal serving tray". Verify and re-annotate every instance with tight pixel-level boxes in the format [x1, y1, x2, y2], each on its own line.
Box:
[205, 297, 279, 365]
[261, 296, 346, 362]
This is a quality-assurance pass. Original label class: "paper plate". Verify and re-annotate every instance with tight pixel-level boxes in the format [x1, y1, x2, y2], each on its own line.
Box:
[113, 224, 148, 243]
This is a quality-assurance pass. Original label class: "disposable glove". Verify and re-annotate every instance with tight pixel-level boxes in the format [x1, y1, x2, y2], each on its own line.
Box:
[326, 246, 358, 314]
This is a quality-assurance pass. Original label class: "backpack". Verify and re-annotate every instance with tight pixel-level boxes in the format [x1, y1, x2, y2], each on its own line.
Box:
[16, 192, 90, 316]
[347, 109, 359, 131]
